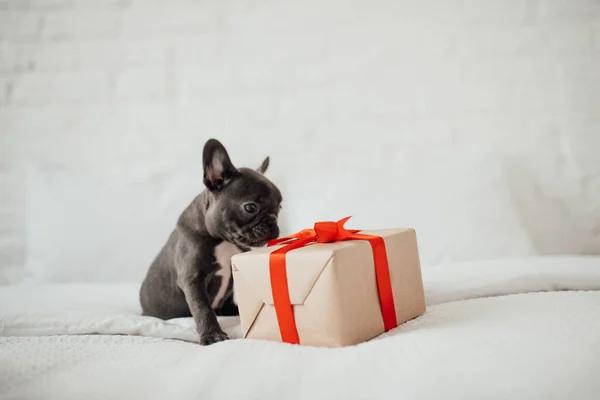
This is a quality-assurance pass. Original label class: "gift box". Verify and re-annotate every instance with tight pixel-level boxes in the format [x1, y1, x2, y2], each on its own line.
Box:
[231, 217, 426, 347]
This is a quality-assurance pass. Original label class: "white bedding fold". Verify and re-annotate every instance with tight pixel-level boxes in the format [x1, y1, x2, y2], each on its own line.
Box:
[3, 291, 600, 400]
[1, 256, 599, 343]
[0, 284, 242, 341]
[2, 256, 600, 400]
[422, 256, 600, 304]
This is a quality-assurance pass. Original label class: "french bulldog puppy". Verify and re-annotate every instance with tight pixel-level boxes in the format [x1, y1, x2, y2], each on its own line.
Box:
[140, 139, 282, 345]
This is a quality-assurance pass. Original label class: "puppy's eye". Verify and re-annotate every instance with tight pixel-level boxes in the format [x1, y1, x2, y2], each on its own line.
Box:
[244, 203, 258, 213]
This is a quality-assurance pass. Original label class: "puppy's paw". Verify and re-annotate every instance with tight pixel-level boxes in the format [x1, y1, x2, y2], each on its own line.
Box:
[199, 330, 229, 345]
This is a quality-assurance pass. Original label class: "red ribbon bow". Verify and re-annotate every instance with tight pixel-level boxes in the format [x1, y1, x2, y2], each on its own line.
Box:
[267, 217, 398, 344]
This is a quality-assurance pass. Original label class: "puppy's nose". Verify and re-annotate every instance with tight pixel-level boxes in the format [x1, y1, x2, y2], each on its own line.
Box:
[267, 220, 280, 240]
[269, 227, 279, 240]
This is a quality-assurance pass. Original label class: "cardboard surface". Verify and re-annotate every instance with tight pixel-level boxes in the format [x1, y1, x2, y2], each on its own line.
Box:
[231, 228, 426, 347]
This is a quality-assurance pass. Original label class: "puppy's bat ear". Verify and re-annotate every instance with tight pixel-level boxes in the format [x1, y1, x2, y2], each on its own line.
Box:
[203, 139, 237, 191]
[257, 156, 270, 174]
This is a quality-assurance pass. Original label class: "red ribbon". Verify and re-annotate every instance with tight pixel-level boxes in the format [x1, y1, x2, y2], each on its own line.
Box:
[267, 217, 398, 344]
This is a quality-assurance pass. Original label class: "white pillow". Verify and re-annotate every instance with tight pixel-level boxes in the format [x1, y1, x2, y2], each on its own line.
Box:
[277, 150, 535, 265]
[23, 164, 290, 284]
[24, 150, 534, 284]
[24, 165, 204, 283]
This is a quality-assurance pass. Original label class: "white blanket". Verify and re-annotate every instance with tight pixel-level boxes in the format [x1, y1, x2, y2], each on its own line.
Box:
[2, 256, 600, 400]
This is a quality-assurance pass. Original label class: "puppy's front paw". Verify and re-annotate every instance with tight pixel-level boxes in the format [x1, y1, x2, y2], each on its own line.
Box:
[199, 330, 229, 345]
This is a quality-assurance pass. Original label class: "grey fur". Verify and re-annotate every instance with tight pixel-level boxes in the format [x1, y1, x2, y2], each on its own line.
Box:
[140, 139, 282, 345]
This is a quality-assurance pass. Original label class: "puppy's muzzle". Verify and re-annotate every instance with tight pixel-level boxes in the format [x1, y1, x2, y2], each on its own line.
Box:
[251, 217, 280, 242]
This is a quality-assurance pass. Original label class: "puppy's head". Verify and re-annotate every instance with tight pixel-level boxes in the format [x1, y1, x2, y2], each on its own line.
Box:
[202, 139, 281, 248]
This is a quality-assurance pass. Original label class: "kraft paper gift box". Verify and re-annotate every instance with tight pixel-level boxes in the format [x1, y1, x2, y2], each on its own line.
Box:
[231, 218, 426, 347]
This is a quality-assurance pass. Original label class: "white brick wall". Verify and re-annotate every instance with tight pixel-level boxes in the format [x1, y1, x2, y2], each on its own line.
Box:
[42, 10, 120, 39]
[1, 0, 599, 283]
[0, 11, 39, 39]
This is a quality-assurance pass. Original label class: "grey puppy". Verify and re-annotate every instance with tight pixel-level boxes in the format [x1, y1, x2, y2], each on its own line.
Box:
[140, 139, 282, 345]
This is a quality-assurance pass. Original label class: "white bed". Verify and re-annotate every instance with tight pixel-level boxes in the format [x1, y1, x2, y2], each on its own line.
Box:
[2, 256, 600, 400]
